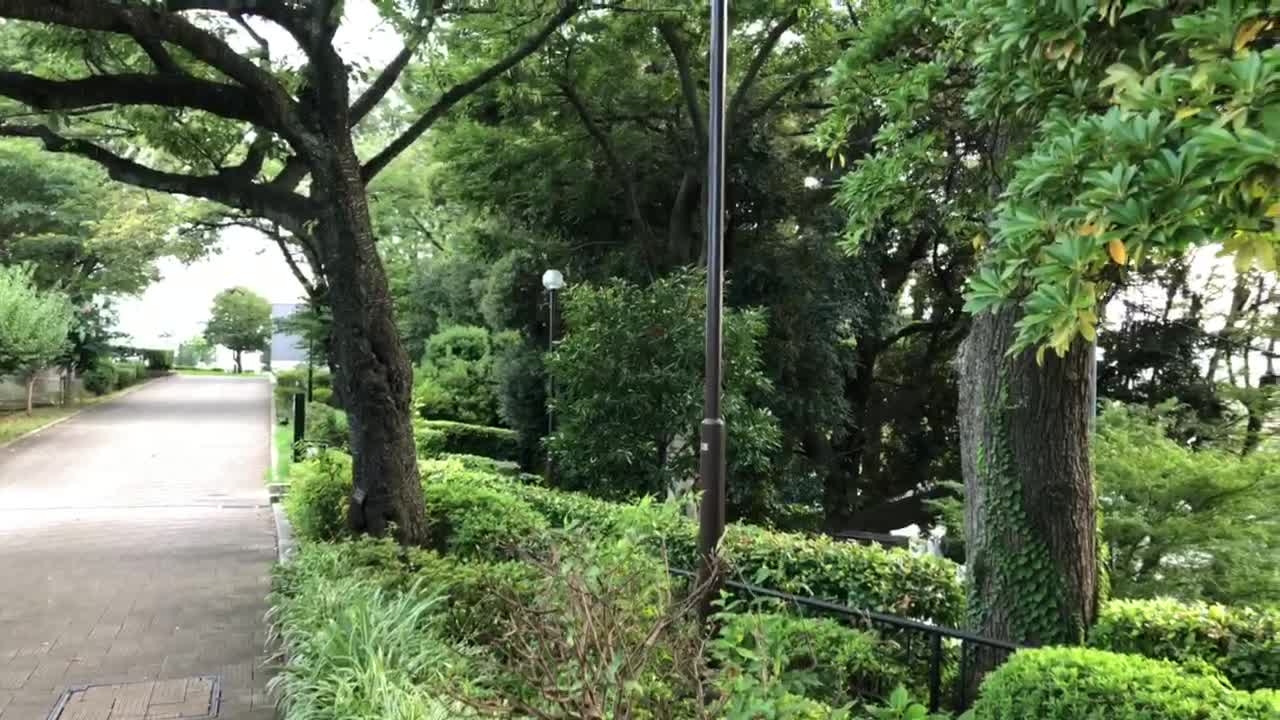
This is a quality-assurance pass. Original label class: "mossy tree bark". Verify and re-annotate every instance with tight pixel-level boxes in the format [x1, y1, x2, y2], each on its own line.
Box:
[958, 307, 1099, 649]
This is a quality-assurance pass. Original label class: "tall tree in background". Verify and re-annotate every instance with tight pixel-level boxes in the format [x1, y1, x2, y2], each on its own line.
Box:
[205, 287, 270, 374]
[0, 0, 582, 543]
[955, 0, 1279, 645]
[0, 265, 72, 414]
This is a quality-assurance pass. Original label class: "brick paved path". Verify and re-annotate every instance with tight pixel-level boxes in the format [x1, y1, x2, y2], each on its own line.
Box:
[0, 377, 277, 720]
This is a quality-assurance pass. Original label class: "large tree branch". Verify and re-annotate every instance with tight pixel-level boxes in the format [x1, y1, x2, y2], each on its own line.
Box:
[656, 21, 706, 146]
[727, 11, 798, 129]
[0, 0, 303, 140]
[741, 68, 825, 126]
[349, 41, 419, 128]
[559, 80, 654, 255]
[349, 5, 438, 128]
[0, 71, 274, 128]
[361, 0, 581, 182]
[0, 123, 313, 231]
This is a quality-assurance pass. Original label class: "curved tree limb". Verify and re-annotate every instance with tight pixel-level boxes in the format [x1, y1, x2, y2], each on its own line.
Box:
[0, 71, 275, 128]
[656, 21, 706, 146]
[0, 123, 313, 232]
[559, 80, 653, 249]
[361, 0, 582, 183]
[726, 11, 799, 129]
[0, 0, 304, 141]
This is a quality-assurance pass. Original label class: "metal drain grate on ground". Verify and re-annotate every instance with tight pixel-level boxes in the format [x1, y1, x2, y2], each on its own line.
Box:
[47, 675, 220, 720]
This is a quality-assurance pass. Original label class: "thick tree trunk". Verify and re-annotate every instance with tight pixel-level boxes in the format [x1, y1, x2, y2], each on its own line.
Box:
[25, 376, 34, 416]
[958, 308, 1098, 647]
[311, 138, 429, 546]
[823, 343, 878, 531]
[232, 350, 242, 374]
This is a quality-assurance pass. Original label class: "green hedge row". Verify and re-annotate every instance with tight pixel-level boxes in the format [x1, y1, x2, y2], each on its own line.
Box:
[464, 470, 964, 625]
[415, 420, 520, 463]
[287, 452, 1280, 705]
[971, 647, 1280, 720]
[292, 453, 963, 625]
[1089, 599, 1280, 692]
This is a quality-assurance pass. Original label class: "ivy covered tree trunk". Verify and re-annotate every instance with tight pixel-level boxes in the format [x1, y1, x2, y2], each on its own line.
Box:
[958, 308, 1098, 648]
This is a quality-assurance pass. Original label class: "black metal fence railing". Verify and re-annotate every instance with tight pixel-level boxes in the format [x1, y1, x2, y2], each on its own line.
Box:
[670, 569, 1024, 712]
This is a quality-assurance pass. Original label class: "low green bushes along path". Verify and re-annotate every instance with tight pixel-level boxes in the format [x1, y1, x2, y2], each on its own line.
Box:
[269, 449, 1280, 719]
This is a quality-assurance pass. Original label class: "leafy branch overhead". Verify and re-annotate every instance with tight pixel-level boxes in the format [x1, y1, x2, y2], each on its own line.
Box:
[957, 0, 1280, 358]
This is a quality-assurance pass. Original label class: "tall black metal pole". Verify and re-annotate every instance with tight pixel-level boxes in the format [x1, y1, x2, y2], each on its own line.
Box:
[546, 287, 558, 482]
[697, 0, 729, 619]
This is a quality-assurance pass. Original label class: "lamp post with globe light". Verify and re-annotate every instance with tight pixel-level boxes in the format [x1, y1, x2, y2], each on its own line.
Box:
[542, 269, 565, 480]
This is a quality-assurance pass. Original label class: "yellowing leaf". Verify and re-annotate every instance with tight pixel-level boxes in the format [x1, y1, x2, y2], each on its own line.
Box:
[1078, 222, 1102, 236]
[1175, 107, 1202, 121]
[972, 233, 986, 252]
[1266, 202, 1280, 218]
[1107, 238, 1128, 265]
[1234, 19, 1269, 52]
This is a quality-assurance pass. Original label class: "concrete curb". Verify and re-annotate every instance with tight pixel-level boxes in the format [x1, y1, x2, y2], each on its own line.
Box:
[271, 500, 296, 565]
[0, 376, 162, 451]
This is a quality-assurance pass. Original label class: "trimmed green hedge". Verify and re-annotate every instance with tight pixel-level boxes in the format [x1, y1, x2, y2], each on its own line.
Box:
[970, 647, 1280, 720]
[489, 475, 965, 625]
[82, 363, 116, 395]
[422, 480, 547, 560]
[415, 419, 520, 462]
[1090, 599, 1280, 692]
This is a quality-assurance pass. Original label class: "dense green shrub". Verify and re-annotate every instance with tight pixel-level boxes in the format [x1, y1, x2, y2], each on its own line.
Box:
[492, 338, 547, 469]
[143, 349, 173, 371]
[545, 270, 782, 507]
[971, 647, 1280, 720]
[416, 420, 520, 462]
[82, 363, 116, 395]
[1089, 599, 1280, 692]
[304, 402, 349, 449]
[113, 363, 137, 389]
[713, 612, 904, 708]
[414, 325, 502, 426]
[285, 449, 353, 541]
[284, 452, 963, 623]
[421, 480, 547, 560]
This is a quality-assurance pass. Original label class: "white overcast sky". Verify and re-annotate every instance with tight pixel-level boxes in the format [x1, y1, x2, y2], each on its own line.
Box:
[115, 2, 398, 348]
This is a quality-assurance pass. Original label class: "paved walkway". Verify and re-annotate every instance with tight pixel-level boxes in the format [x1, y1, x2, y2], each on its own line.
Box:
[0, 377, 277, 720]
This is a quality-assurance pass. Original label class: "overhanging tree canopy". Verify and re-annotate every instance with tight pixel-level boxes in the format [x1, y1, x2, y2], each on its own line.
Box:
[0, 0, 583, 544]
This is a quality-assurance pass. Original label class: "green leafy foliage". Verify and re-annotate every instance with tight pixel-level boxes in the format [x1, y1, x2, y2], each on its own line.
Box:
[0, 264, 72, 390]
[81, 363, 116, 396]
[285, 450, 354, 542]
[421, 480, 547, 561]
[1090, 599, 1280, 693]
[546, 270, 782, 506]
[204, 287, 271, 372]
[267, 546, 475, 720]
[1094, 402, 1280, 604]
[956, 0, 1280, 355]
[174, 336, 215, 368]
[304, 403, 349, 451]
[969, 646, 1280, 720]
[712, 612, 905, 709]
[143, 350, 173, 371]
[414, 420, 519, 462]
[413, 325, 502, 426]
